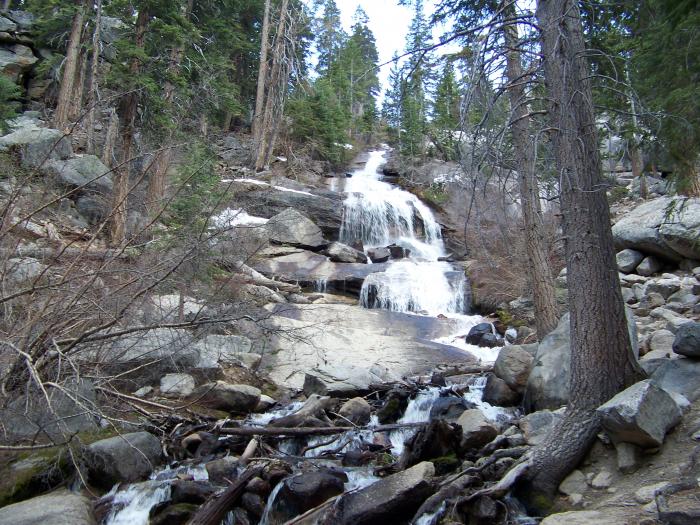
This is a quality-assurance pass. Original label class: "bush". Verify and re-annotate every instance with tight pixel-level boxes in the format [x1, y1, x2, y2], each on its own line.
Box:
[0, 76, 21, 132]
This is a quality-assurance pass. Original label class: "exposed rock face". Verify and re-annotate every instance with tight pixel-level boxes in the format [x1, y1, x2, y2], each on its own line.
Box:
[0, 490, 95, 525]
[160, 373, 196, 398]
[647, 358, 700, 402]
[338, 397, 372, 425]
[493, 345, 534, 393]
[323, 242, 368, 263]
[617, 249, 644, 273]
[265, 208, 325, 248]
[0, 121, 72, 168]
[612, 196, 700, 261]
[44, 155, 114, 194]
[191, 381, 261, 413]
[597, 380, 681, 447]
[0, 43, 37, 82]
[673, 322, 700, 357]
[367, 247, 390, 263]
[456, 409, 498, 450]
[85, 431, 162, 489]
[193, 334, 259, 370]
[482, 374, 519, 406]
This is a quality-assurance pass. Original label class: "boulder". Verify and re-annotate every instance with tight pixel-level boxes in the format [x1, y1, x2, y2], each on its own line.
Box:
[524, 310, 637, 411]
[650, 307, 690, 333]
[428, 396, 472, 421]
[0, 44, 37, 82]
[617, 249, 644, 273]
[541, 510, 620, 525]
[333, 462, 435, 524]
[482, 374, 520, 406]
[612, 196, 700, 261]
[655, 483, 700, 525]
[456, 409, 498, 450]
[0, 124, 72, 168]
[268, 470, 346, 523]
[637, 256, 662, 276]
[337, 397, 371, 425]
[193, 334, 257, 369]
[2, 257, 47, 286]
[6, 11, 35, 32]
[672, 322, 700, 358]
[478, 333, 503, 348]
[323, 242, 367, 263]
[191, 381, 261, 413]
[44, 155, 113, 195]
[85, 431, 162, 489]
[160, 373, 195, 398]
[75, 195, 109, 224]
[559, 469, 587, 496]
[265, 208, 325, 248]
[519, 409, 563, 446]
[367, 247, 390, 263]
[465, 322, 493, 345]
[647, 277, 681, 299]
[649, 358, 700, 401]
[0, 490, 94, 525]
[649, 329, 676, 354]
[388, 244, 410, 259]
[597, 380, 681, 447]
[494, 345, 534, 393]
[0, 16, 17, 33]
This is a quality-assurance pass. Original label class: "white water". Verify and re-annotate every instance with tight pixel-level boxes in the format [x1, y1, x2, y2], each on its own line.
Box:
[340, 150, 466, 316]
[389, 387, 442, 456]
[105, 481, 171, 525]
[462, 375, 512, 422]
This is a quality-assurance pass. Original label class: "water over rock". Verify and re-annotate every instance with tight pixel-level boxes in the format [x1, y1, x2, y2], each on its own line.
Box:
[85, 431, 162, 489]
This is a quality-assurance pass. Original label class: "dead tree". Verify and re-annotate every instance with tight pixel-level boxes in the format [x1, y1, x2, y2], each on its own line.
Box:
[54, 0, 85, 130]
[251, 0, 272, 139]
[86, 0, 102, 155]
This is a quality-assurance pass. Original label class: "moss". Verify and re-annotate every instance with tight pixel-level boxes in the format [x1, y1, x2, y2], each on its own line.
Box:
[496, 308, 526, 329]
[377, 397, 401, 424]
[431, 453, 460, 475]
[607, 186, 629, 204]
[0, 448, 72, 507]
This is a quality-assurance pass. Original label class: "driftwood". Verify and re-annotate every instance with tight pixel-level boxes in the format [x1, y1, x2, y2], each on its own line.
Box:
[187, 465, 263, 525]
[218, 422, 427, 437]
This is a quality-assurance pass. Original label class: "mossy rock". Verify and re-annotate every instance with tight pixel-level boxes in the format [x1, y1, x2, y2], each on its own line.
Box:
[431, 453, 460, 475]
[0, 448, 72, 507]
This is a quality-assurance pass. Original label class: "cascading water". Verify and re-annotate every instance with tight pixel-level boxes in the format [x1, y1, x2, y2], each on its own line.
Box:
[340, 149, 467, 316]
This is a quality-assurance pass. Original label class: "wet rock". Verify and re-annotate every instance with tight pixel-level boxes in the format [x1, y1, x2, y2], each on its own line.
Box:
[494, 344, 534, 393]
[637, 256, 663, 276]
[478, 333, 503, 348]
[205, 456, 238, 484]
[269, 470, 346, 523]
[85, 431, 162, 489]
[672, 322, 700, 358]
[388, 244, 411, 259]
[241, 492, 265, 519]
[324, 242, 368, 263]
[150, 503, 197, 525]
[617, 249, 644, 273]
[265, 208, 325, 248]
[245, 477, 271, 496]
[367, 247, 390, 263]
[597, 379, 682, 448]
[191, 382, 261, 413]
[482, 374, 520, 406]
[160, 373, 195, 398]
[171, 480, 216, 504]
[520, 409, 563, 446]
[465, 322, 493, 345]
[338, 397, 371, 425]
[456, 409, 498, 450]
[428, 396, 472, 421]
[0, 489, 94, 525]
[256, 394, 276, 412]
[377, 388, 410, 424]
[399, 420, 461, 470]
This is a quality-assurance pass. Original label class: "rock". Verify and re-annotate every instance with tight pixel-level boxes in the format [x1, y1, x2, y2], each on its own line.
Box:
[456, 409, 498, 450]
[0, 490, 94, 525]
[672, 322, 700, 358]
[634, 482, 671, 504]
[482, 374, 520, 406]
[0, 16, 17, 33]
[323, 242, 368, 263]
[559, 470, 587, 496]
[590, 470, 613, 489]
[75, 195, 109, 224]
[650, 307, 690, 333]
[649, 357, 700, 401]
[650, 329, 676, 354]
[6, 11, 35, 32]
[637, 256, 663, 276]
[621, 287, 636, 304]
[367, 247, 390, 263]
[428, 396, 472, 421]
[44, 155, 113, 195]
[150, 503, 198, 525]
[617, 249, 644, 273]
[268, 470, 346, 523]
[388, 244, 410, 259]
[337, 397, 371, 425]
[478, 333, 503, 348]
[2, 257, 47, 287]
[160, 373, 195, 398]
[465, 322, 493, 345]
[655, 483, 700, 525]
[191, 382, 260, 413]
[85, 431, 162, 489]
[0, 44, 37, 82]
[519, 409, 563, 446]
[256, 394, 276, 412]
[193, 334, 257, 369]
[524, 310, 638, 411]
[541, 510, 618, 525]
[647, 278, 681, 299]
[265, 208, 325, 248]
[494, 345, 534, 393]
[615, 441, 641, 473]
[597, 379, 682, 447]
[333, 462, 435, 524]
[205, 456, 238, 484]
[0, 124, 72, 168]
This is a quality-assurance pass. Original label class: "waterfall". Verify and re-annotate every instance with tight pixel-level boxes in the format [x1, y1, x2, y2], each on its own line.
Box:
[341, 149, 466, 315]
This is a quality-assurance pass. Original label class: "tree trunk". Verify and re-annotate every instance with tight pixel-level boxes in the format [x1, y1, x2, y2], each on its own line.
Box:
[501, 0, 559, 337]
[110, 9, 148, 246]
[251, 0, 271, 139]
[520, 0, 644, 508]
[54, 1, 85, 130]
[102, 107, 118, 167]
[187, 466, 263, 525]
[70, 41, 87, 122]
[86, 0, 102, 155]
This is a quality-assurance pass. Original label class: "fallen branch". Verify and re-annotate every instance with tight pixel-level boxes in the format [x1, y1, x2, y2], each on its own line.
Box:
[218, 422, 427, 437]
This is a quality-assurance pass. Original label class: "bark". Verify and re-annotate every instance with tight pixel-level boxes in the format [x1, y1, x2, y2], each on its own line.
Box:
[54, 1, 85, 130]
[86, 0, 102, 155]
[520, 0, 645, 508]
[102, 107, 118, 167]
[70, 41, 87, 122]
[251, 0, 271, 139]
[110, 9, 148, 246]
[501, 0, 559, 337]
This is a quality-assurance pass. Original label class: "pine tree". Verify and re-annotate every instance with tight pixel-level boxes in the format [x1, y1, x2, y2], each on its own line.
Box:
[432, 60, 461, 159]
[315, 0, 346, 75]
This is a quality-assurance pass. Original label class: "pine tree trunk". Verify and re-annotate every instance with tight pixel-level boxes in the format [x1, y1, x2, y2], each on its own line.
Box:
[86, 0, 102, 155]
[102, 107, 118, 167]
[252, 0, 271, 139]
[521, 0, 644, 508]
[110, 9, 148, 246]
[501, 1, 559, 337]
[70, 43, 87, 122]
[54, 1, 85, 130]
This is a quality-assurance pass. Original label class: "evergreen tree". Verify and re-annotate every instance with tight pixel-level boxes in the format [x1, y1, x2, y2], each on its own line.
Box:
[432, 59, 461, 159]
[315, 0, 346, 75]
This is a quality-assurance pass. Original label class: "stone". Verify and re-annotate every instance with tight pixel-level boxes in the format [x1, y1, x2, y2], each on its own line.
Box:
[559, 469, 587, 496]
[7, 11, 35, 32]
[44, 155, 113, 195]
[268, 470, 346, 523]
[617, 249, 644, 273]
[85, 431, 162, 489]
[193, 334, 256, 369]
[0, 124, 72, 168]
[388, 244, 410, 259]
[478, 333, 503, 348]
[456, 409, 498, 450]
[75, 195, 109, 224]
[634, 482, 671, 504]
[323, 242, 367, 263]
[519, 409, 563, 446]
[428, 396, 472, 421]
[256, 394, 276, 412]
[465, 322, 493, 345]
[541, 510, 618, 525]
[649, 358, 700, 401]
[0, 44, 37, 82]
[482, 374, 520, 406]
[637, 256, 663, 276]
[494, 344, 534, 393]
[612, 196, 700, 261]
[150, 503, 198, 525]
[2, 257, 47, 287]
[672, 322, 700, 358]
[0, 16, 17, 32]
[615, 441, 641, 473]
[597, 380, 682, 447]
[621, 287, 636, 304]
[337, 397, 371, 425]
[655, 483, 700, 524]
[191, 381, 261, 413]
[0, 490, 94, 525]
[647, 278, 682, 299]
[160, 373, 195, 398]
[650, 329, 676, 354]
[650, 307, 691, 333]
[265, 208, 325, 248]
[590, 470, 613, 489]
[366, 247, 391, 263]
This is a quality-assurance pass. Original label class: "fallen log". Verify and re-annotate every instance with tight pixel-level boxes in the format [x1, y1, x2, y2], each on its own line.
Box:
[218, 422, 427, 437]
[187, 465, 263, 525]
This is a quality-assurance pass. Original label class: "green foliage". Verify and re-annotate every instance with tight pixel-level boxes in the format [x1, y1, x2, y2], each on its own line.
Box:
[607, 186, 630, 204]
[422, 183, 449, 207]
[0, 77, 21, 132]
